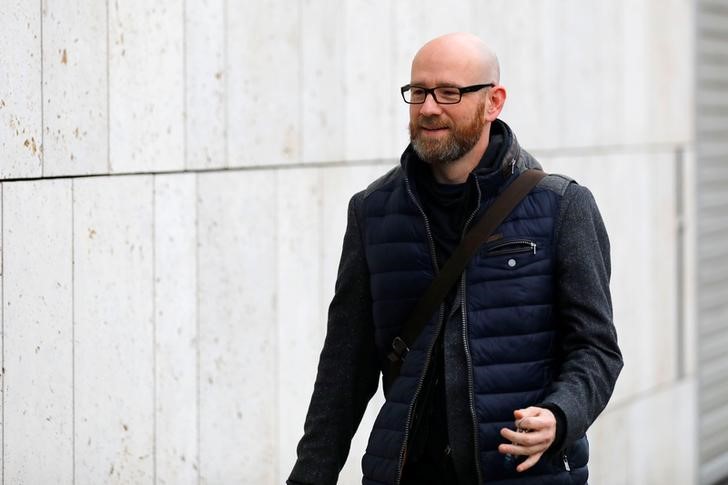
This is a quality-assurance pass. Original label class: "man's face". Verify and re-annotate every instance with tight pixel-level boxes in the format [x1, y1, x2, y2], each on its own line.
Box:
[407, 57, 489, 165]
[409, 98, 487, 164]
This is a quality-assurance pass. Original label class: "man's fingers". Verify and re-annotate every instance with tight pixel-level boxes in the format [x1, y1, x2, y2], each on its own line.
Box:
[500, 427, 551, 447]
[499, 407, 556, 472]
[516, 416, 555, 433]
[516, 451, 543, 473]
[498, 442, 544, 457]
[514, 406, 541, 419]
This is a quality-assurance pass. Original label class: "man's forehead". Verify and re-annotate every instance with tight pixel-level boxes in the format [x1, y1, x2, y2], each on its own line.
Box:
[410, 55, 481, 85]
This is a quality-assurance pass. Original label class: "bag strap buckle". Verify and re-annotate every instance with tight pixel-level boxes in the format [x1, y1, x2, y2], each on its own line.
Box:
[387, 336, 410, 363]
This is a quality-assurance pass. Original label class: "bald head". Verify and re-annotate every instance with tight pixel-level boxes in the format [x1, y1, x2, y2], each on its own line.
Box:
[411, 32, 500, 85]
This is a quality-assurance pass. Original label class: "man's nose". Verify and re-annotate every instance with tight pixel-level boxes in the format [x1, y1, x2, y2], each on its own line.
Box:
[418, 92, 443, 116]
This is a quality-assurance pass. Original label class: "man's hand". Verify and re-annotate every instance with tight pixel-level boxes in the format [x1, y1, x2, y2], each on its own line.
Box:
[498, 406, 557, 473]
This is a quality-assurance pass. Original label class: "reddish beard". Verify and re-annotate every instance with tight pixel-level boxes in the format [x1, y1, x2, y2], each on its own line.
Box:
[409, 101, 487, 164]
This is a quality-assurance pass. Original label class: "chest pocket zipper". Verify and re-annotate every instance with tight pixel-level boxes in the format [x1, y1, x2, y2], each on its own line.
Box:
[485, 239, 537, 256]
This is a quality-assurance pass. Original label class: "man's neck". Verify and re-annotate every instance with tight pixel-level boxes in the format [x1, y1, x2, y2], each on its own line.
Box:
[430, 125, 491, 184]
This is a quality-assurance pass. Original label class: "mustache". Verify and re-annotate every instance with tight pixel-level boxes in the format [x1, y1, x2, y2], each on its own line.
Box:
[416, 116, 451, 130]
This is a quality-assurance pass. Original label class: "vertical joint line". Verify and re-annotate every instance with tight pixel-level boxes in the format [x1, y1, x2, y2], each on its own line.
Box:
[297, 0, 303, 164]
[183, 0, 188, 171]
[40, 1, 45, 177]
[675, 145, 686, 381]
[152, 177, 157, 485]
[223, 0, 229, 169]
[194, 174, 201, 485]
[2, 184, 5, 485]
[106, 0, 111, 173]
[71, 180, 76, 485]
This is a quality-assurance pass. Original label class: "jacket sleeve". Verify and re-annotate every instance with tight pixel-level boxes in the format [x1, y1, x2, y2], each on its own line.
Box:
[287, 192, 381, 485]
[541, 183, 624, 449]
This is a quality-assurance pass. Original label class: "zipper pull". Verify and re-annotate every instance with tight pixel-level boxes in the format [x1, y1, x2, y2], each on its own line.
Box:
[511, 159, 516, 174]
[531, 242, 537, 254]
[562, 454, 571, 471]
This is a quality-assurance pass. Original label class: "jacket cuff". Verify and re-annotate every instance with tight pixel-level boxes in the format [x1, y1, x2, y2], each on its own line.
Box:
[537, 402, 567, 455]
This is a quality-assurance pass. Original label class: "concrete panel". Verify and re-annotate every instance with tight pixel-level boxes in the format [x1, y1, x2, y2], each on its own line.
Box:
[73, 176, 154, 484]
[468, 0, 692, 152]
[185, 0, 226, 170]
[42, 0, 107, 176]
[154, 174, 198, 484]
[2, 180, 73, 484]
[584, 401, 630, 485]
[466, 0, 626, 151]
[301, 0, 345, 163]
[344, 2, 397, 161]
[682, 147, 698, 379]
[0, 184, 2, 477]
[228, 3, 299, 167]
[276, 168, 324, 482]
[109, 2, 184, 173]
[197, 171, 277, 484]
[589, 380, 697, 485]
[543, 150, 679, 405]
[642, 0, 694, 145]
[0, 2, 43, 178]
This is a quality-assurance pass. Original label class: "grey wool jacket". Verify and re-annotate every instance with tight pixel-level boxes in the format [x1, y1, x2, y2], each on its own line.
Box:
[288, 123, 623, 485]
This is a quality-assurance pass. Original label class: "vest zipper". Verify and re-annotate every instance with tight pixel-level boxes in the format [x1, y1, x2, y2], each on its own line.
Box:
[485, 239, 537, 256]
[395, 175, 444, 485]
[460, 174, 484, 484]
[460, 271, 483, 483]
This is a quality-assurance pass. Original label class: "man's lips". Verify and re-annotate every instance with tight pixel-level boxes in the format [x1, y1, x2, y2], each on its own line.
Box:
[419, 125, 449, 132]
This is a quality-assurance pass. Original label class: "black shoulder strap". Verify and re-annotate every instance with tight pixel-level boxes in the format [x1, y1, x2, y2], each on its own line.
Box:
[384, 169, 547, 389]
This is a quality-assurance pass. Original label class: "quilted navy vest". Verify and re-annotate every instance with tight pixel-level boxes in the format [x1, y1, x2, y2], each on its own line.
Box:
[359, 141, 588, 484]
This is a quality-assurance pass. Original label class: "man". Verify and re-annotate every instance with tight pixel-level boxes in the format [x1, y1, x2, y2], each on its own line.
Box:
[288, 32, 622, 485]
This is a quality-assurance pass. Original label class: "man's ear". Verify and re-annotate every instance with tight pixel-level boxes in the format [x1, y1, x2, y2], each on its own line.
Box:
[486, 85, 507, 121]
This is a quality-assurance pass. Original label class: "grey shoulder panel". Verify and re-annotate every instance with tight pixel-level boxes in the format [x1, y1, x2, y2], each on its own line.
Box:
[518, 149, 543, 171]
[538, 173, 575, 197]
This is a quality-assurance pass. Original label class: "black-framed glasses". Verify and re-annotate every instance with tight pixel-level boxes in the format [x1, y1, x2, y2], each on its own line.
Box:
[400, 83, 495, 104]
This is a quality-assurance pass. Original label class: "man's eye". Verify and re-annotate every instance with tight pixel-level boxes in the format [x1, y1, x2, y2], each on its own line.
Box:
[411, 88, 426, 96]
[438, 88, 460, 98]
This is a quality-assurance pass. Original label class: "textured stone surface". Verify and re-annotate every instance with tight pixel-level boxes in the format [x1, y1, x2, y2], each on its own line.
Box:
[478, 0, 692, 152]
[0, 184, 3, 476]
[300, 0, 345, 163]
[197, 170, 277, 483]
[109, 1, 184, 173]
[42, 1, 107, 176]
[344, 2, 397, 161]
[73, 175, 154, 484]
[228, 2, 300, 166]
[589, 379, 696, 484]
[186, 0, 225, 170]
[0, 2, 42, 178]
[155, 174, 198, 484]
[2, 180, 73, 484]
